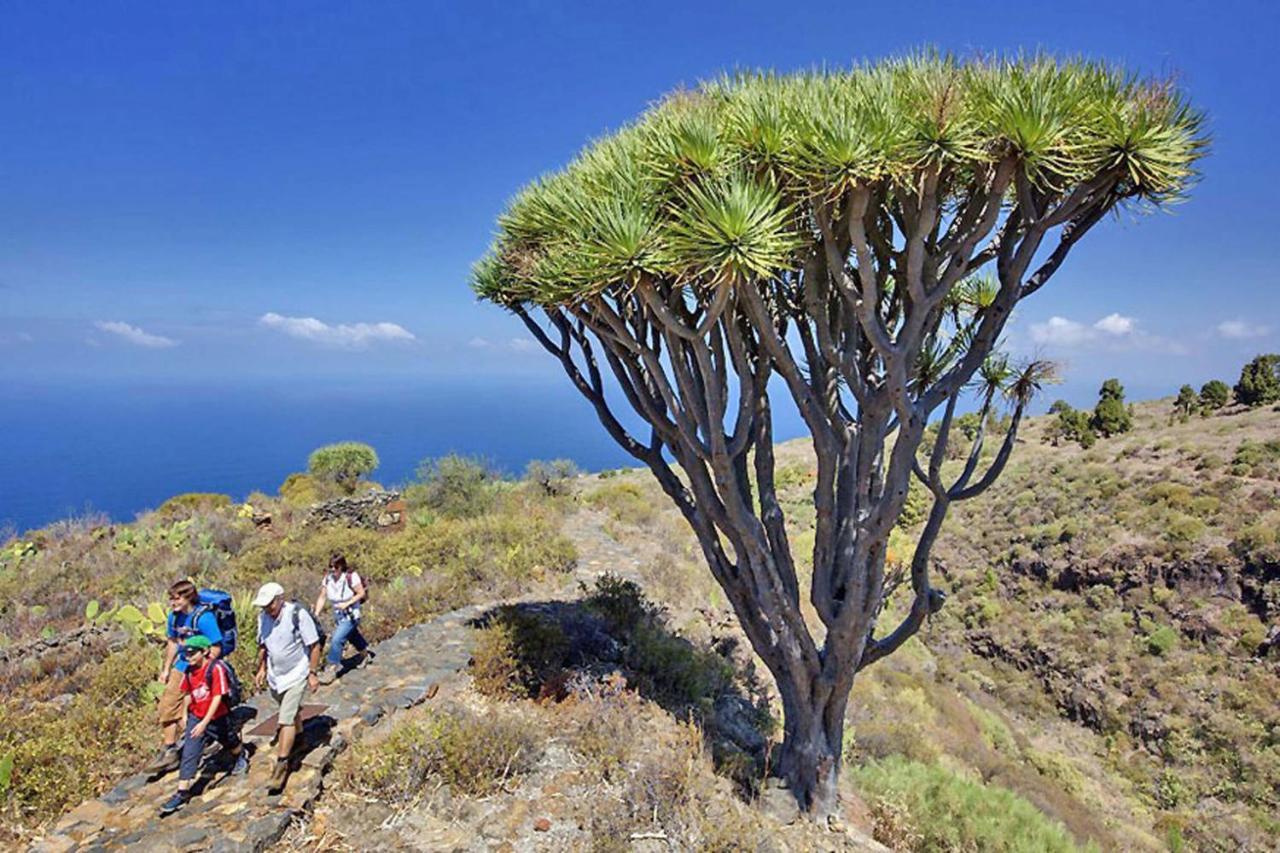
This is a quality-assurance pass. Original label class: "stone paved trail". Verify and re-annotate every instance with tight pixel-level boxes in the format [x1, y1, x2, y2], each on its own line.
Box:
[558, 505, 650, 589]
[31, 506, 673, 853]
[31, 605, 483, 853]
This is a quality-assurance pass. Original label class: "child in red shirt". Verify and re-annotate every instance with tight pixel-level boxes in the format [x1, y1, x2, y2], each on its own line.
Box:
[159, 635, 248, 816]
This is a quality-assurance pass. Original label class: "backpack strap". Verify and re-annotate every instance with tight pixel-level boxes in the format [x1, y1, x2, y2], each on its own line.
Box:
[204, 659, 230, 688]
[290, 601, 312, 643]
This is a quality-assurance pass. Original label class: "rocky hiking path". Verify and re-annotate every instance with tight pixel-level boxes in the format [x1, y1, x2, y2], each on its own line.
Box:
[32, 506, 883, 852]
[30, 605, 482, 853]
[29, 507, 645, 853]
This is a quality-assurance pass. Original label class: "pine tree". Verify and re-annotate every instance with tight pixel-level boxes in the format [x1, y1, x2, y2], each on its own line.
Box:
[1235, 355, 1280, 407]
[1199, 379, 1230, 411]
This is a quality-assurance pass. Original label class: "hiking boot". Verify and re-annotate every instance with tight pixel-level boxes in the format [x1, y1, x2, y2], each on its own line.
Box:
[158, 790, 191, 817]
[316, 667, 336, 686]
[267, 757, 289, 794]
[147, 745, 181, 775]
[359, 650, 376, 668]
[231, 751, 250, 776]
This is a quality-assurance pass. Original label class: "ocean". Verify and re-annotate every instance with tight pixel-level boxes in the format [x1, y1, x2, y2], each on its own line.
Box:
[0, 376, 665, 534]
[1, 370, 1111, 536]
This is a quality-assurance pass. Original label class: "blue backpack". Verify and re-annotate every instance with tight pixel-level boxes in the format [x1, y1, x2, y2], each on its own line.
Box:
[191, 589, 238, 658]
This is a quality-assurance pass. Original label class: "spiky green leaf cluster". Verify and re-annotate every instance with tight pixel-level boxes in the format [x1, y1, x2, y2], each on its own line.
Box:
[474, 52, 1207, 308]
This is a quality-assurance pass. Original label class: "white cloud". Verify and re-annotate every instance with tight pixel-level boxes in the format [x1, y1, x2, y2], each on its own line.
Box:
[94, 320, 178, 348]
[1026, 313, 1187, 355]
[468, 337, 492, 348]
[258, 312, 416, 348]
[509, 337, 536, 352]
[1029, 316, 1093, 346]
[1216, 319, 1270, 340]
[1093, 313, 1135, 336]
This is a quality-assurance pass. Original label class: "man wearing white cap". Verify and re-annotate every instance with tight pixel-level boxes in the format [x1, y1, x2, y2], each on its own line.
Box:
[252, 581, 322, 794]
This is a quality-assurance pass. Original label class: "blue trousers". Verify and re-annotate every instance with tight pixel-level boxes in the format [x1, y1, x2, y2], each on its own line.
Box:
[179, 713, 238, 781]
[328, 614, 369, 666]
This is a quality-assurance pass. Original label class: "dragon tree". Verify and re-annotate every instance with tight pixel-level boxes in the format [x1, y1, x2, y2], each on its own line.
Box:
[473, 53, 1206, 813]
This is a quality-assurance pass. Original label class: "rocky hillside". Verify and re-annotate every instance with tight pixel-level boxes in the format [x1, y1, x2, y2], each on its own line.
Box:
[517, 398, 1280, 851]
[922, 400, 1280, 850]
[6, 399, 1278, 851]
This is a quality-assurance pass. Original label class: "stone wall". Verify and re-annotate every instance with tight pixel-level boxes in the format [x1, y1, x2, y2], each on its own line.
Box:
[304, 490, 406, 531]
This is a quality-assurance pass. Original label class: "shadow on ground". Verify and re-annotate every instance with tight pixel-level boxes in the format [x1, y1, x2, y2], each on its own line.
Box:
[471, 581, 774, 793]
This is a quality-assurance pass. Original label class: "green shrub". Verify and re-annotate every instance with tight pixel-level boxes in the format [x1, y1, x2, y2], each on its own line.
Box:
[1092, 397, 1131, 437]
[1173, 385, 1199, 419]
[0, 642, 157, 826]
[470, 619, 525, 699]
[1234, 354, 1280, 407]
[342, 704, 542, 800]
[1047, 405, 1096, 448]
[1230, 439, 1280, 477]
[156, 492, 233, 517]
[379, 508, 577, 596]
[523, 458, 580, 497]
[405, 453, 499, 519]
[279, 471, 325, 506]
[1154, 768, 1188, 808]
[772, 462, 813, 493]
[897, 479, 930, 529]
[1164, 512, 1204, 545]
[1146, 625, 1179, 656]
[1230, 517, 1279, 563]
[625, 621, 732, 707]
[584, 574, 654, 633]
[470, 606, 570, 699]
[852, 757, 1084, 852]
[586, 480, 659, 528]
[1145, 483, 1192, 510]
[307, 441, 379, 494]
[1199, 379, 1230, 411]
[1188, 495, 1220, 518]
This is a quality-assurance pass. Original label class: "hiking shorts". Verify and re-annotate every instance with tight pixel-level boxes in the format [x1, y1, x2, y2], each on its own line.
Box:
[270, 679, 307, 727]
[179, 712, 239, 781]
[157, 668, 186, 726]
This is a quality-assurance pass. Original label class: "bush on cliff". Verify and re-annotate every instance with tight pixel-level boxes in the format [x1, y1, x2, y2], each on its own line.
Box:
[852, 757, 1084, 852]
[405, 453, 500, 519]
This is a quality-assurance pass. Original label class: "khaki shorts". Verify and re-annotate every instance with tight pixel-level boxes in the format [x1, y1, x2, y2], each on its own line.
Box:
[157, 668, 186, 726]
[270, 679, 308, 727]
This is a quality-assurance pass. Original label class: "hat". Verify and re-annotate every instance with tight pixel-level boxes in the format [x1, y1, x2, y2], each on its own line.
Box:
[252, 582, 285, 607]
[184, 635, 212, 655]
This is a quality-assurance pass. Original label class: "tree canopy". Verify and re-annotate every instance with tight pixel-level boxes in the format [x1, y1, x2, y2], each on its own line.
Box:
[308, 442, 380, 494]
[1199, 379, 1230, 411]
[476, 54, 1204, 309]
[1235, 354, 1280, 407]
[472, 52, 1206, 813]
[1174, 384, 1198, 418]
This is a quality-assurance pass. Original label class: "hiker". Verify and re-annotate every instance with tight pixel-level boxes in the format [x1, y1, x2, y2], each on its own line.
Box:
[313, 553, 374, 683]
[159, 635, 248, 816]
[253, 581, 322, 794]
[150, 579, 223, 775]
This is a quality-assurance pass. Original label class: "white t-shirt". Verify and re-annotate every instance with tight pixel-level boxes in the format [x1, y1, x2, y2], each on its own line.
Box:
[322, 570, 363, 621]
[258, 601, 320, 692]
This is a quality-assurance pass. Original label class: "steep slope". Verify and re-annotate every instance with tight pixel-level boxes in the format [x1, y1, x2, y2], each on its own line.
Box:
[571, 399, 1280, 851]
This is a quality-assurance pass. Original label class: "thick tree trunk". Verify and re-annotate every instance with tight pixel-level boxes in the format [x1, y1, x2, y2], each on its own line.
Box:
[774, 673, 850, 815]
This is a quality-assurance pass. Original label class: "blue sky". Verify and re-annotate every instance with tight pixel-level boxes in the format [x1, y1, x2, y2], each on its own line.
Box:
[2, 0, 1277, 405]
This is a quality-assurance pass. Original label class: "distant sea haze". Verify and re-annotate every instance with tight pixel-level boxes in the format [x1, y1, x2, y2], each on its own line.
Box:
[0, 377, 657, 534]
[0, 372, 1150, 535]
